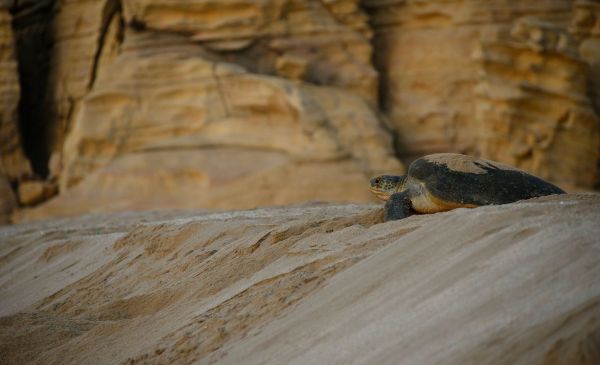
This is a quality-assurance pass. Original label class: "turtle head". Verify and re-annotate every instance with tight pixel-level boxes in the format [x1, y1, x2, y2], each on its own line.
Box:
[369, 175, 405, 201]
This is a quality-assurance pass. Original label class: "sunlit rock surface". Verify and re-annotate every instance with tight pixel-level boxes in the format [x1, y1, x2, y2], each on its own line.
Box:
[1, 1, 600, 222]
[366, 0, 600, 187]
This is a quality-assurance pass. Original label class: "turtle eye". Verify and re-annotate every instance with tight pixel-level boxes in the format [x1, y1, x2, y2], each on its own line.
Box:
[375, 178, 381, 184]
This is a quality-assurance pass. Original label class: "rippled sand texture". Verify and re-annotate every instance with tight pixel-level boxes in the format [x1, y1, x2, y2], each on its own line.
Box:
[1, 194, 599, 364]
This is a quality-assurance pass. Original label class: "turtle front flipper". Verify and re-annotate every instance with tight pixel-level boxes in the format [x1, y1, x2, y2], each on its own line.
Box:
[384, 192, 412, 221]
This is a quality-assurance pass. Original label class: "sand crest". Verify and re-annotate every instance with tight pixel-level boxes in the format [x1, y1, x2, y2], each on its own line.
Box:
[0, 195, 599, 365]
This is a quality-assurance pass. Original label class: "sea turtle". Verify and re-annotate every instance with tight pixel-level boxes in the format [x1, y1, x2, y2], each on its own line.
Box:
[369, 153, 566, 221]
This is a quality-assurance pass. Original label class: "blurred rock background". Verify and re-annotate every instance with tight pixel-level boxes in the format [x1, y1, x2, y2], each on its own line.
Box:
[0, 0, 599, 223]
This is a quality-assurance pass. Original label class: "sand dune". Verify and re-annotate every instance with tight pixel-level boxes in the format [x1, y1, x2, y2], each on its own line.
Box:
[1, 194, 599, 364]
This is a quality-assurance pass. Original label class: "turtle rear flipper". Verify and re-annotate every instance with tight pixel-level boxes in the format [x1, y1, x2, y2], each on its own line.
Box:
[384, 192, 412, 221]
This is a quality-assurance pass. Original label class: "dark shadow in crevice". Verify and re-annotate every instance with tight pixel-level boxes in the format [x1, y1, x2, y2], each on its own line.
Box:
[88, 0, 123, 90]
[10, 0, 56, 178]
[359, 1, 409, 166]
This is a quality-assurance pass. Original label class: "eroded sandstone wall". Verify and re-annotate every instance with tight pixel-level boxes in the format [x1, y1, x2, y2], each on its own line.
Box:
[60, 29, 396, 190]
[121, 0, 377, 102]
[475, 17, 600, 188]
[366, 0, 600, 188]
[365, 0, 574, 156]
[2, 0, 600, 221]
[10, 0, 402, 221]
[572, 0, 600, 188]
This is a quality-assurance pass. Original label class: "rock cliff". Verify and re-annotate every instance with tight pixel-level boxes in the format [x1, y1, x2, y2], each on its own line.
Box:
[1, 1, 600, 222]
[366, 0, 600, 188]
[475, 17, 600, 188]
[6, 0, 402, 222]
[0, 194, 599, 364]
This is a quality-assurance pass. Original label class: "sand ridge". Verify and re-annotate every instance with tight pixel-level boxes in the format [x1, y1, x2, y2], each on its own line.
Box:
[0, 195, 599, 364]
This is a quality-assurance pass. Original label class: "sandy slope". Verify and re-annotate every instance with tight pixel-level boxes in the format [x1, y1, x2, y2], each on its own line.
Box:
[0, 194, 599, 364]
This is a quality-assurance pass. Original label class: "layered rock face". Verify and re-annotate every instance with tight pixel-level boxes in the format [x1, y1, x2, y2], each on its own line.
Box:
[8, 0, 401, 221]
[572, 0, 600, 110]
[1, 195, 599, 364]
[60, 29, 397, 190]
[572, 0, 600, 186]
[475, 17, 600, 188]
[2, 1, 600, 222]
[120, 0, 377, 102]
[366, 0, 600, 188]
